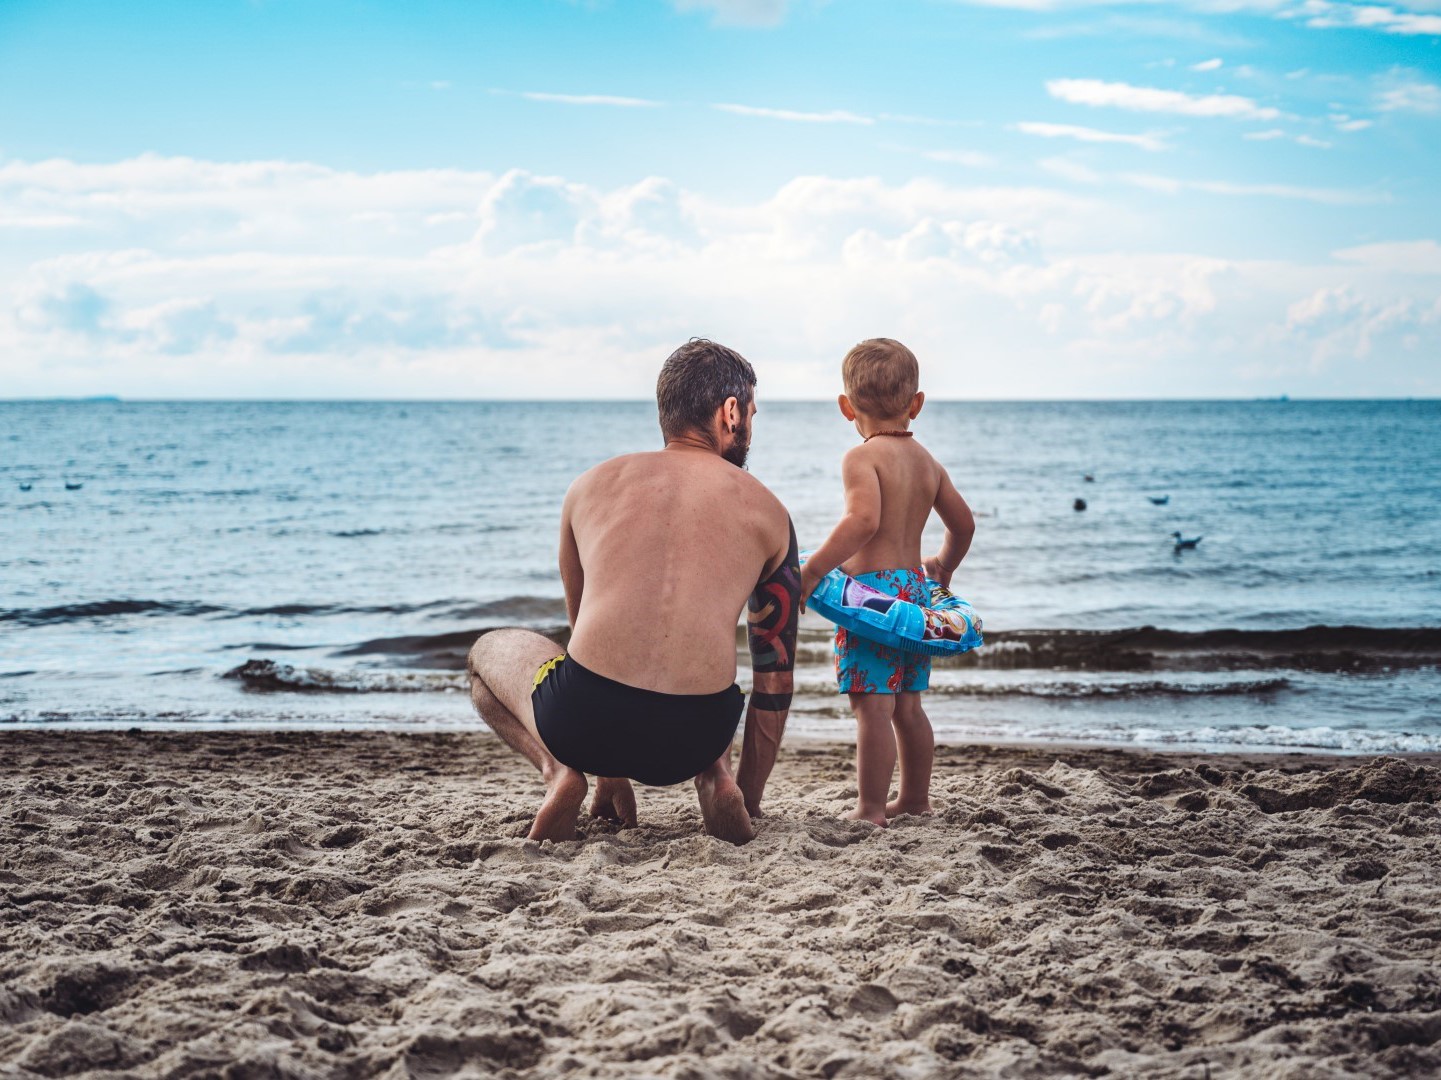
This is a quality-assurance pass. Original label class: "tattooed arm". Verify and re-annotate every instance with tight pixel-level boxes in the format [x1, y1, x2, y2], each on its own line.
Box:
[736, 516, 800, 817]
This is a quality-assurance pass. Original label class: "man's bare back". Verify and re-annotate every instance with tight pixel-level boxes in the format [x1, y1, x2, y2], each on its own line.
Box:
[563, 445, 790, 695]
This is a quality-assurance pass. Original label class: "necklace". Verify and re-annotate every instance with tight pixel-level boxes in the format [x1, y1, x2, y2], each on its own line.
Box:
[863, 429, 914, 442]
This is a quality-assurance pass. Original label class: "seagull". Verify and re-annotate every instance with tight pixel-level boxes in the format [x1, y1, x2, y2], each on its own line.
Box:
[65, 482, 83, 491]
[1149, 495, 1170, 506]
[19, 482, 32, 492]
[1172, 531, 1202, 551]
[1083, 473, 1095, 483]
[1073, 498, 1087, 511]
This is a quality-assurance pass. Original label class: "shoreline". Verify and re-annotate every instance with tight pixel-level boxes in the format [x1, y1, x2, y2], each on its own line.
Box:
[3, 730, 1440, 1076]
[5, 721, 1441, 761]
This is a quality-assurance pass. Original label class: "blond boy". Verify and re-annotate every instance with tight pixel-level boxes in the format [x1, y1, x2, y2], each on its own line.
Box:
[799, 339, 975, 826]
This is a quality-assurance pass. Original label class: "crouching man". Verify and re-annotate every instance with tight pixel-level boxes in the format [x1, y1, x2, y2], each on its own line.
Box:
[467, 338, 799, 844]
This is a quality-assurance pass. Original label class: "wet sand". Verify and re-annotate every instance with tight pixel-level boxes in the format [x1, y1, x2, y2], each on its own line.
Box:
[2, 731, 1439, 1078]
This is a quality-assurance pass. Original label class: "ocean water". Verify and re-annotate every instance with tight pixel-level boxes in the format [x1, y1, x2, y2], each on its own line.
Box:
[3, 399, 1439, 753]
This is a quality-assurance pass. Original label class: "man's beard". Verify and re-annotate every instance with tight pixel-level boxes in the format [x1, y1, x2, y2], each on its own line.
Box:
[721, 418, 750, 469]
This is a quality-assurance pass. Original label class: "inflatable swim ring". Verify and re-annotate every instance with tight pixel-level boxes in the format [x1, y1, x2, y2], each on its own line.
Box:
[800, 553, 984, 658]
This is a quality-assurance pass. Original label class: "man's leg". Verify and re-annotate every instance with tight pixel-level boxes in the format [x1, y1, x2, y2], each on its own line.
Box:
[467, 628, 588, 842]
[694, 750, 755, 845]
[846, 692, 896, 826]
[888, 691, 934, 817]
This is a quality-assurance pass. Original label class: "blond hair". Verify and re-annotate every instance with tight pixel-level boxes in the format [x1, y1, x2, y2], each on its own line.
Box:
[841, 338, 919, 417]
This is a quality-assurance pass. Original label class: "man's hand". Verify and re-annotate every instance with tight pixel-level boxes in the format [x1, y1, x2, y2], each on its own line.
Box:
[798, 563, 821, 614]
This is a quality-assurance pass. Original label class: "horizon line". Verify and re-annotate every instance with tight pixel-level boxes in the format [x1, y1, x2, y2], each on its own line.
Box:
[2, 396, 1438, 405]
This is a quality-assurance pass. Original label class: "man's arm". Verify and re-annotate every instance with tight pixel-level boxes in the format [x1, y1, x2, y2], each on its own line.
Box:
[558, 484, 584, 630]
[924, 467, 975, 589]
[736, 516, 800, 817]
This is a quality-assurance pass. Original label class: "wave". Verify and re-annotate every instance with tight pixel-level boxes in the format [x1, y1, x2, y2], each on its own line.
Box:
[915, 676, 1292, 699]
[929, 626, 1441, 673]
[224, 658, 1287, 702]
[1, 599, 225, 627]
[224, 659, 468, 694]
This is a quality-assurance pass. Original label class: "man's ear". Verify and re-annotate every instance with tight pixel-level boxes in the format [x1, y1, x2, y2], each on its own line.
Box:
[722, 395, 741, 432]
[838, 394, 857, 421]
[909, 391, 925, 420]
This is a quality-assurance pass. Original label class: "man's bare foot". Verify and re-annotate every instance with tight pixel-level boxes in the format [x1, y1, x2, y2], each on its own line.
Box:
[590, 777, 638, 828]
[843, 807, 887, 827]
[529, 765, 587, 841]
[696, 769, 756, 845]
[886, 798, 933, 818]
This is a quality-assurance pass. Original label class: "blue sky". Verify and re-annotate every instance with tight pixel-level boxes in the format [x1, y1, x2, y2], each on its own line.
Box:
[1, 0, 1438, 397]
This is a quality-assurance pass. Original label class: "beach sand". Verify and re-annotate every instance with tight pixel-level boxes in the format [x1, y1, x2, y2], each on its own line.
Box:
[2, 731, 1439, 1078]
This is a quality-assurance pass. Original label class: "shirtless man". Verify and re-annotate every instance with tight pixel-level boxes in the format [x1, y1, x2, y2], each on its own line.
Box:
[466, 339, 800, 845]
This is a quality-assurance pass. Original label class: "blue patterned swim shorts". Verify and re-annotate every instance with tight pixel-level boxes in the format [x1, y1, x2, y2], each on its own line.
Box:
[834, 566, 932, 694]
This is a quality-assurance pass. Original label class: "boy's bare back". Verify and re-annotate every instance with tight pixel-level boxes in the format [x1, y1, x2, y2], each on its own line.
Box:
[839, 435, 943, 577]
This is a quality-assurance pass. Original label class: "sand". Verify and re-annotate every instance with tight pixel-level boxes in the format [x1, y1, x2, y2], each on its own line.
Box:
[2, 731, 1439, 1079]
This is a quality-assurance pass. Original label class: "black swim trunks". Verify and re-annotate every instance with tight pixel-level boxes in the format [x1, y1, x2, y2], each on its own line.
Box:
[531, 654, 745, 787]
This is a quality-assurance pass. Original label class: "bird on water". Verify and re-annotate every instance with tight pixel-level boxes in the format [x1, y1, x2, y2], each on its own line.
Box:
[1172, 531, 1202, 551]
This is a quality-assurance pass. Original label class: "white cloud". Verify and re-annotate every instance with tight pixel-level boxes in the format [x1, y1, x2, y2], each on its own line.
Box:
[1, 153, 1435, 398]
[672, 0, 791, 26]
[1334, 240, 1441, 274]
[1191, 58, 1223, 71]
[502, 90, 663, 108]
[1376, 77, 1441, 113]
[1046, 78, 1281, 120]
[1244, 128, 1288, 140]
[948, 0, 1441, 39]
[1299, 0, 1441, 37]
[1294, 134, 1332, 148]
[1329, 113, 1375, 131]
[1122, 172, 1382, 204]
[713, 103, 873, 124]
[1016, 121, 1169, 150]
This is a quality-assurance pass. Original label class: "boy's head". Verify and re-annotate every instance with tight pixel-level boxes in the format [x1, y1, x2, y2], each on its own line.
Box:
[656, 337, 757, 467]
[840, 338, 921, 420]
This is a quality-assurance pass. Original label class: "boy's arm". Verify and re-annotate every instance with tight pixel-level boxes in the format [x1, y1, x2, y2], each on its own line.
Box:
[558, 484, 584, 629]
[925, 467, 975, 588]
[798, 448, 881, 608]
[736, 516, 800, 817]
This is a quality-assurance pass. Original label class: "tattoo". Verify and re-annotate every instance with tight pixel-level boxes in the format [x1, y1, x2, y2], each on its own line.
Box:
[749, 690, 792, 713]
[747, 519, 800, 675]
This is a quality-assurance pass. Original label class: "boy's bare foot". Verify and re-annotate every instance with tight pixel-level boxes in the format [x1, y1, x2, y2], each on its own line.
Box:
[696, 769, 756, 845]
[529, 765, 587, 841]
[589, 777, 638, 828]
[886, 798, 933, 818]
[843, 807, 888, 827]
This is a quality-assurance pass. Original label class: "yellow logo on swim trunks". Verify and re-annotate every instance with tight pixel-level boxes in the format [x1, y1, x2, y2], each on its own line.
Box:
[533, 654, 565, 689]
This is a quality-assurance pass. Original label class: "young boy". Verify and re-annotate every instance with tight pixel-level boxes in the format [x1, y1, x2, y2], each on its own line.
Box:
[799, 338, 975, 826]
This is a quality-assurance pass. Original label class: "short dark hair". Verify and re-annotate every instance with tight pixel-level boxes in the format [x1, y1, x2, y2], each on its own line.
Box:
[656, 338, 757, 442]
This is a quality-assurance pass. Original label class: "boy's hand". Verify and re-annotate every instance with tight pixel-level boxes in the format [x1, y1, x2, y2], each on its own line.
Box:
[923, 555, 953, 589]
[798, 564, 822, 613]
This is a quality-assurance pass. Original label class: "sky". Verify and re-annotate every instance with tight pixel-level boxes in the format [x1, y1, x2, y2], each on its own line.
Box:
[0, 0, 1438, 399]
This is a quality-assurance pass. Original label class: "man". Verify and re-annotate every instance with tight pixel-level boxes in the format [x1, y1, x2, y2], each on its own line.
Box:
[467, 339, 800, 845]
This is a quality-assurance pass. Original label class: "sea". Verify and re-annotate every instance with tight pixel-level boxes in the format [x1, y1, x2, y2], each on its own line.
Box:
[3, 399, 1440, 754]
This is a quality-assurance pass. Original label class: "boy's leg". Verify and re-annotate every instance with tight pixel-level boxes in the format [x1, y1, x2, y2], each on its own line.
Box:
[888, 691, 934, 817]
[846, 692, 896, 826]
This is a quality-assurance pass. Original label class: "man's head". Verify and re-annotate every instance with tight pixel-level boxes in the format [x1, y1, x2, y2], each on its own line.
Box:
[656, 338, 757, 467]
[840, 337, 922, 422]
